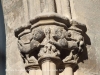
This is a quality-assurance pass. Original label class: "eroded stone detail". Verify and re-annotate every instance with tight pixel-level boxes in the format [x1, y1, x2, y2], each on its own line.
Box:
[63, 21, 86, 67]
[14, 13, 86, 72]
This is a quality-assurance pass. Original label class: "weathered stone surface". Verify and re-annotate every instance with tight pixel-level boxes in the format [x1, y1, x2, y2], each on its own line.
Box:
[1, 0, 27, 75]
[1, 0, 100, 75]
[73, 0, 100, 75]
[14, 13, 86, 75]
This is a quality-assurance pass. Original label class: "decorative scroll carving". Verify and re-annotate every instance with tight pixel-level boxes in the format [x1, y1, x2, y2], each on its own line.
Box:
[15, 13, 86, 73]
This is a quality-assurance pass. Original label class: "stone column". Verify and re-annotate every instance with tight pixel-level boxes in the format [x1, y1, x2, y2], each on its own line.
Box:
[28, 0, 41, 20]
[38, 43, 61, 75]
[29, 69, 36, 75]
[41, 60, 56, 75]
[43, 0, 56, 13]
[55, 0, 72, 19]
[64, 66, 73, 75]
[64, 64, 75, 75]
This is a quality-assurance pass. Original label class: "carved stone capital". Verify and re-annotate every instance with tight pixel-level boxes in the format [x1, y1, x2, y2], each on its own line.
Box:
[14, 13, 86, 72]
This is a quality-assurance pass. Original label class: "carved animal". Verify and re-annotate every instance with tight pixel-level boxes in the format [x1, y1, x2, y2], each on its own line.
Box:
[62, 29, 85, 63]
[68, 30, 84, 52]
[18, 32, 32, 54]
[49, 28, 69, 49]
[18, 28, 45, 63]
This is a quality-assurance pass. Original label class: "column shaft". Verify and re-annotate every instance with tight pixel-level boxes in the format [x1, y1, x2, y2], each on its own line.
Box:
[42, 60, 57, 75]
[64, 66, 73, 75]
[28, 0, 41, 20]
[55, 0, 71, 19]
[29, 69, 36, 75]
[43, 0, 56, 12]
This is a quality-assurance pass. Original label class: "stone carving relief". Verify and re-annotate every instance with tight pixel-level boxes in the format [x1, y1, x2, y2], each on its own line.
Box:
[15, 13, 87, 75]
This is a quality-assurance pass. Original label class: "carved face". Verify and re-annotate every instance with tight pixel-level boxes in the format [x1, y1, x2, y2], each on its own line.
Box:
[53, 27, 68, 41]
[32, 28, 45, 42]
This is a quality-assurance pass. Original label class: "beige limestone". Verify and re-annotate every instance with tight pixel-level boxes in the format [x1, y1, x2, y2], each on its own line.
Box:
[1, 0, 100, 75]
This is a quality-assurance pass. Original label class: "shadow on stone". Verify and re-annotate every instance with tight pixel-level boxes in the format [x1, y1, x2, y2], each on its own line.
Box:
[78, 25, 91, 63]
[0, 1, 6, 75]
